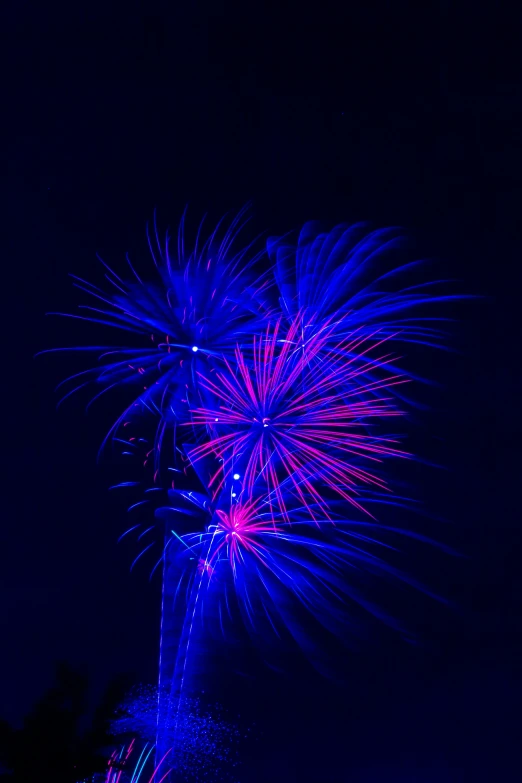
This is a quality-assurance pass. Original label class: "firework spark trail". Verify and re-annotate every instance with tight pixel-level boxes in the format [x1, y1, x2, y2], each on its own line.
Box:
[153, 515, 223, 776]
[167, 536, 214, 757]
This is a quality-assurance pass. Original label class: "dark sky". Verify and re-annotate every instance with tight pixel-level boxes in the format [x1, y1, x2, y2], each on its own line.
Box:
[2, 1, 522, 781]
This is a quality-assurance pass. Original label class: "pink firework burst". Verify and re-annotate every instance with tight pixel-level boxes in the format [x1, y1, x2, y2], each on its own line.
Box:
[207, 501, 279, 575]
[186, 314, 411, 520]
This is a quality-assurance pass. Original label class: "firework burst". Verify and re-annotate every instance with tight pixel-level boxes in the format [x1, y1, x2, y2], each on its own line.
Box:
[207, 500, 278, 574]
[186, 313, 410, 520]
[268, 221, 456, 350]
[42, 208, 272, 456]
[158, 491, 450, 654]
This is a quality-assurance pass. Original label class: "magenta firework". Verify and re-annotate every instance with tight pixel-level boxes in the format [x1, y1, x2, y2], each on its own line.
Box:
[187, 313, 410, 520]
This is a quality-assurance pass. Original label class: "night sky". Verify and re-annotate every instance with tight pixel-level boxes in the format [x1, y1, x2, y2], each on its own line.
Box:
[3, 2, 522, 780]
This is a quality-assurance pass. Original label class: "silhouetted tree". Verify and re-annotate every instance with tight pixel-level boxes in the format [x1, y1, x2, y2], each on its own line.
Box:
[0, 663, 136, 782]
